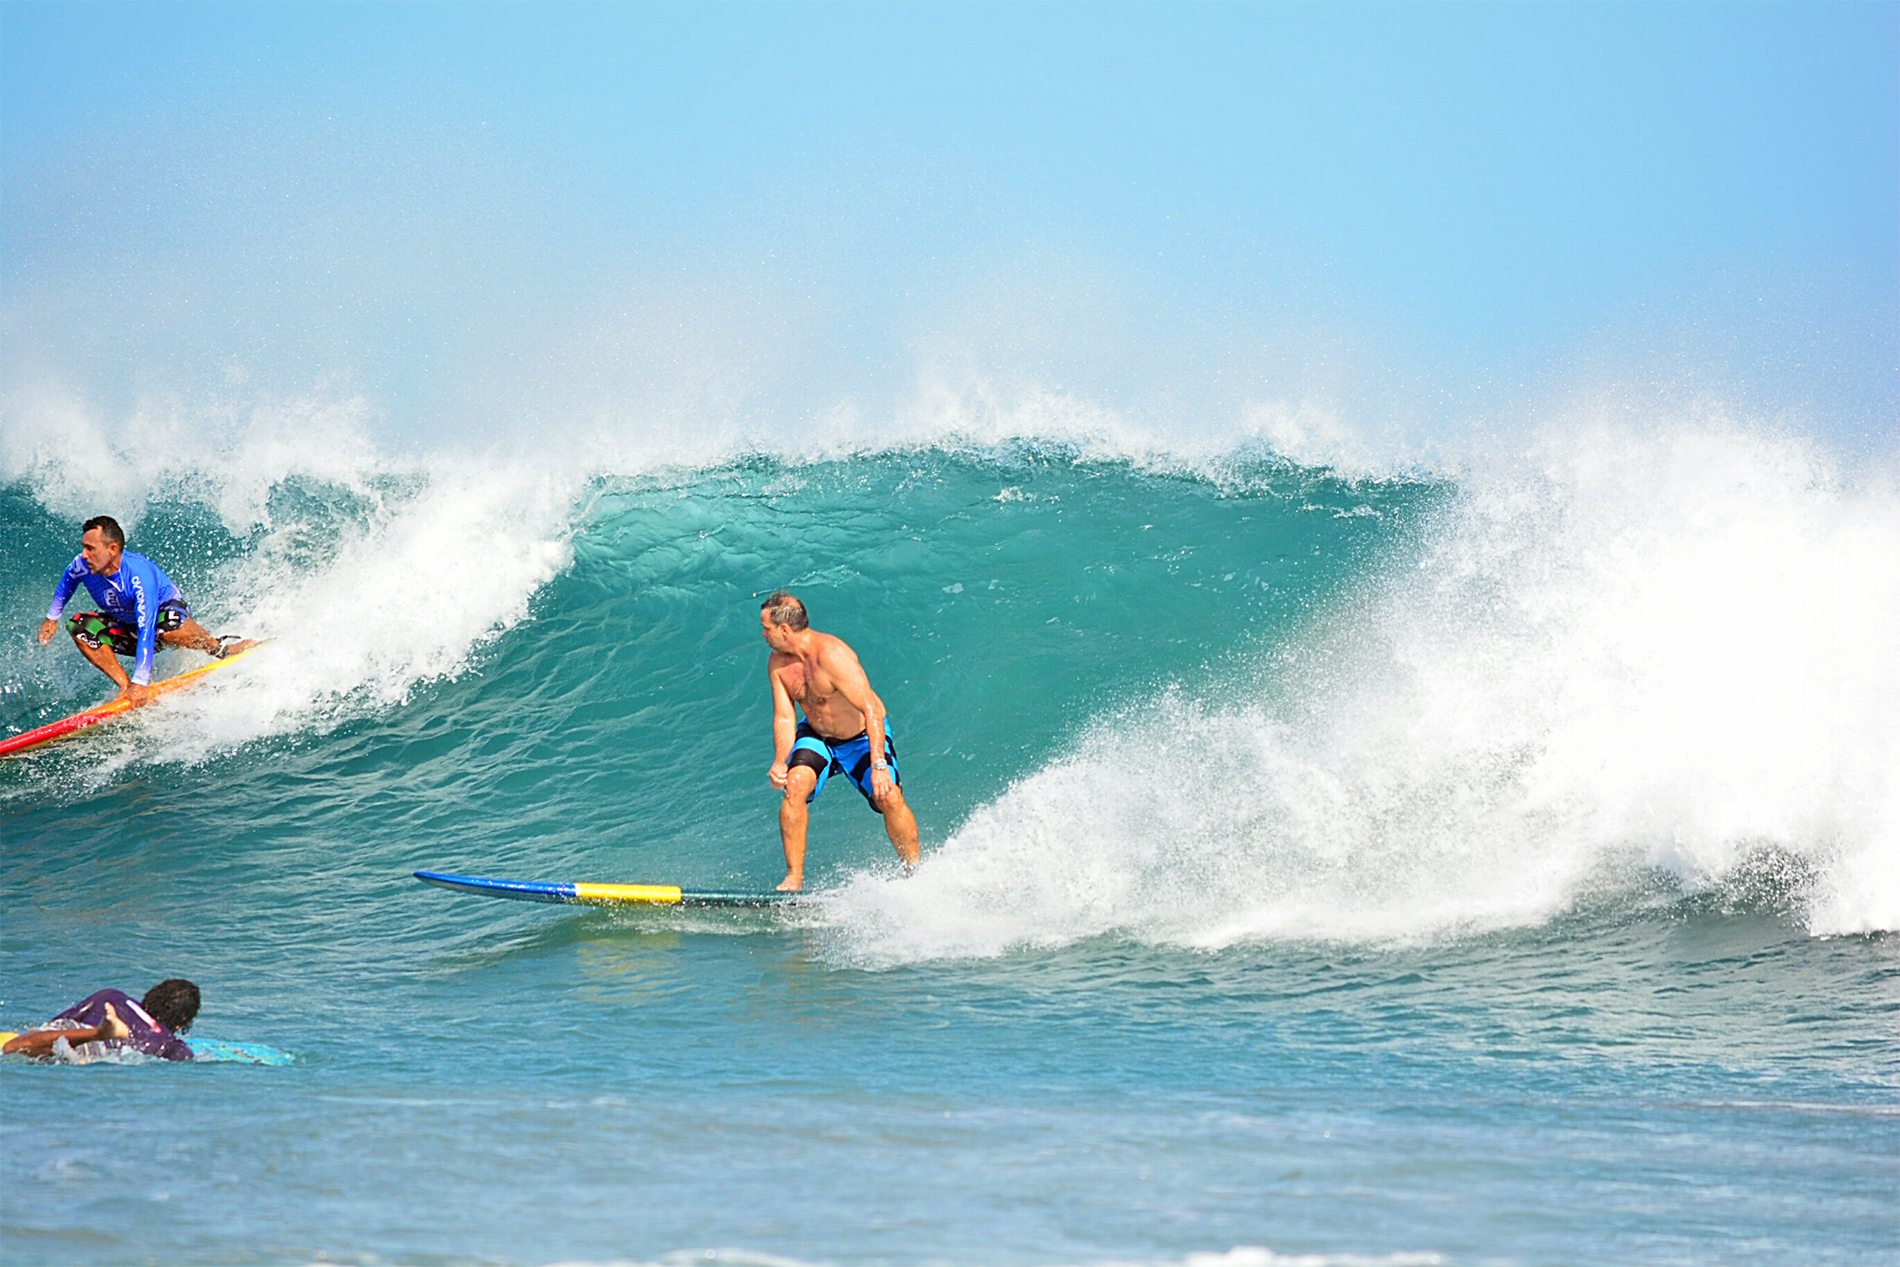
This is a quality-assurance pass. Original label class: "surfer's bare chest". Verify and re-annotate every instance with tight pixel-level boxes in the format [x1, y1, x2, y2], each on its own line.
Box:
[774, 657, 836, 706]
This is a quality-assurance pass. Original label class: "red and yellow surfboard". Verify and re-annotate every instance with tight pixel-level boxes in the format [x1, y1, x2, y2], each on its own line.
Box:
[0, 644, 265, 760]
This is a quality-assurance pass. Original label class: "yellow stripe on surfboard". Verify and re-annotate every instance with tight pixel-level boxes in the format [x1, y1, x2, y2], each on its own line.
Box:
[571, 882, 685, 904]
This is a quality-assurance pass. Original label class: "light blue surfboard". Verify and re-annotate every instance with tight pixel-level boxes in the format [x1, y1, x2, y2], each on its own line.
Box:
[187, 1039, 294, 1065]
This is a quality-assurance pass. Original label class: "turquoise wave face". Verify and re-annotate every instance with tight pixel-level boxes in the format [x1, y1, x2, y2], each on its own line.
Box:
[2, 447, 1426, 890]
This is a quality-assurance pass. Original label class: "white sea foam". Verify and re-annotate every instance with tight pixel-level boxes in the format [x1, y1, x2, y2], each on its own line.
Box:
[146, 460, 578, 762]
[828, 418, 1900, 958]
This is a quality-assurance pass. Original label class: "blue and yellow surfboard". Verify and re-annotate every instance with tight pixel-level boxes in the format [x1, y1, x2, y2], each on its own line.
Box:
[414, 871, 799, 908]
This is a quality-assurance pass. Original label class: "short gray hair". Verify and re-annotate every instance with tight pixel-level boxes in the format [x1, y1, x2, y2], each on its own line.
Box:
[761, 591, 808, 630]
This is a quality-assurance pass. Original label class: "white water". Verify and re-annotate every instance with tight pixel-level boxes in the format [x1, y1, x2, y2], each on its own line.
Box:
[830, 419, 1900, 959]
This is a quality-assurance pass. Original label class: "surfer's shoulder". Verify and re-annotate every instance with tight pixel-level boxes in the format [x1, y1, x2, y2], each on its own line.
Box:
[810, 629, 854, 657]
[811, 632, 863, 674]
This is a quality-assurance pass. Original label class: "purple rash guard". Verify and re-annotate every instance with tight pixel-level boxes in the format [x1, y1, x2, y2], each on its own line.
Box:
[48, 988, 194, 1061]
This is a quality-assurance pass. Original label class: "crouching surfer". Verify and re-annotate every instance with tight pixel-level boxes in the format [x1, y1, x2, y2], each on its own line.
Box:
[36, 515, 255, 706]
[1, 979, 200, 1062]
[761, 591, 921, 891]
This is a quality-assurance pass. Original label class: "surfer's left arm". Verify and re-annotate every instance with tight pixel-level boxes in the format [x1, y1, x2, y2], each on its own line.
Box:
[107, 567, 157, 705]
[827, 645, 894, 799]
[129, 572, 158, 689]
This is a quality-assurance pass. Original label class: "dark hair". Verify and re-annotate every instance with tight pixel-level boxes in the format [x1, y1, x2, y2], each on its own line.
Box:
[142, 979, 200, 1034]
[761, 591, 808, 631]
[82, 515, 126, 547]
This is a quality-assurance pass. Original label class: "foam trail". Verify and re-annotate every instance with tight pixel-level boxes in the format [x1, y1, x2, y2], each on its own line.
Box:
[828, 420, 1900, 961]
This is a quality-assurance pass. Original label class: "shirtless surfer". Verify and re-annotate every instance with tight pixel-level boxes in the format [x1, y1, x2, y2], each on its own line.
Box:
[762, 591, 920, 890]
[36, 516, 254, 706]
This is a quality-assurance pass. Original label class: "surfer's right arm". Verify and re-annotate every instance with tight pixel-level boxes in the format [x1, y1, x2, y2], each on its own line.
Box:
[38, 557, 86, 643]
[767, 665, 797, 789]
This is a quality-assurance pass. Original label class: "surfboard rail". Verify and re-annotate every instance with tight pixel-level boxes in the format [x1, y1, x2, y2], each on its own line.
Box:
[0, 643, 267, 760]
[414, 870, 800, 908]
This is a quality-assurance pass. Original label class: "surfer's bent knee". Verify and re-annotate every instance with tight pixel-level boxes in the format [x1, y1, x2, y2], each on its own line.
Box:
[783, 767, 817, 800]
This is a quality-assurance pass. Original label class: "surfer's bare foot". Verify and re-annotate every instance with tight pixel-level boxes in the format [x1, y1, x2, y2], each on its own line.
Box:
[97, 1002, 131, 1042]
[777, 873, 803, 892]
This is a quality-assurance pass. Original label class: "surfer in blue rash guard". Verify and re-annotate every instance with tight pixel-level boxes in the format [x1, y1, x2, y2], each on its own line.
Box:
[35, 515, 254, 707]
[761, 591, 921, 891]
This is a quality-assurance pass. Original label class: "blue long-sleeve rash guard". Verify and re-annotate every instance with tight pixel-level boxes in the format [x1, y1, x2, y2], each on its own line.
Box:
[46, 552, 185, 686]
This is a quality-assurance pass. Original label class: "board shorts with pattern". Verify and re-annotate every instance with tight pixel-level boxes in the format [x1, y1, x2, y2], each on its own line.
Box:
[787, 718, 901, 813]
[67, 600, 191, 657]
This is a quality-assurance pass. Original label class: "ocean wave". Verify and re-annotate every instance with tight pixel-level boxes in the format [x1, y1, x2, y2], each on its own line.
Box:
[0, 378, 1406, 774]
[4, 389, 1893, 942]
[824, 419, 1900, 957]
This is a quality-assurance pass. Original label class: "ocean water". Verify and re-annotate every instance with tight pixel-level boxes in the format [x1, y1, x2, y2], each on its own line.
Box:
[1, 419, 1896, 1266]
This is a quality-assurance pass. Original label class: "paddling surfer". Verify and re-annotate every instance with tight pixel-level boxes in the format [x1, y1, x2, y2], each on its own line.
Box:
[1, 978, 199, 1062]
[761, 591, 921, 891]
[36, 516, 254, 706]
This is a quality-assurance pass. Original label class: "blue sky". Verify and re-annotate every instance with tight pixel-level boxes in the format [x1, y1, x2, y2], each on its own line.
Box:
[4, 2, 1895, 448]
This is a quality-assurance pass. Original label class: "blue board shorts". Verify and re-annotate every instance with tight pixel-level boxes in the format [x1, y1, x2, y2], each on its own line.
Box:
[787, 719, 901, 812]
